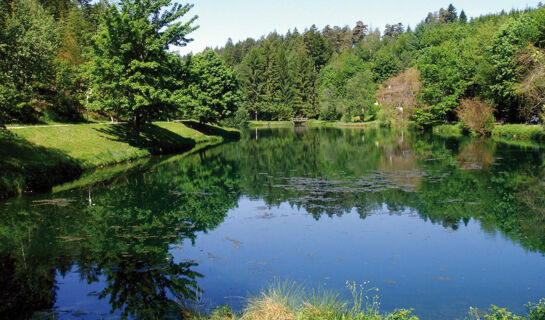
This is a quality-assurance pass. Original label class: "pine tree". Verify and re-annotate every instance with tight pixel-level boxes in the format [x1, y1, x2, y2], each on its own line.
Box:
[291, 49, 314, 117]
[260, 39, 276, 117]
[239, 47, 266, 120]
[459, 10, 468, 24]
[303, 26, 332, 116]
[271, 46, 294, 119]
[447, 4, 458, 23]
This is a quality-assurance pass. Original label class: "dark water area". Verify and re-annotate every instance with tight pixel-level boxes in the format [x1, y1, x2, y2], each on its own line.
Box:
[1, 127, 545, 319]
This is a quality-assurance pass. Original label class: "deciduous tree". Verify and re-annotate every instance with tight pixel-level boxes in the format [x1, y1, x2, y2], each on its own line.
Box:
[87, 0, 197, 133]
[185, 50, 240, 124]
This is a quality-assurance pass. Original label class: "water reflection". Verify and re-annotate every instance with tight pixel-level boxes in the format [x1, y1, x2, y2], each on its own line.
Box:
[0, 149, 241, 318]
[0, 127, 544, 319]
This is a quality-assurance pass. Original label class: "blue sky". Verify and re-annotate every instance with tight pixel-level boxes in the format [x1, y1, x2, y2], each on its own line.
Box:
[178, 0, 537, 54]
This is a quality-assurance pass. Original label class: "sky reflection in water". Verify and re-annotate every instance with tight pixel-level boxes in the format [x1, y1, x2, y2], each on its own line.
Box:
[1, 127, 545, 319]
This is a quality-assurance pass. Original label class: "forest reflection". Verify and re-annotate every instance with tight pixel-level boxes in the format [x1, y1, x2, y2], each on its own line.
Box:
[0, 127, 544, 318]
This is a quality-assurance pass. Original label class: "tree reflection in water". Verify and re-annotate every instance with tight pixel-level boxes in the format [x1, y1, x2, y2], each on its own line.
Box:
[1, 127, 545, 319]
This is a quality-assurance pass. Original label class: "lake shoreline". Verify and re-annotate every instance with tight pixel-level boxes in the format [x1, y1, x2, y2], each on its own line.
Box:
[434, 123, 545, 141]
[187, 285, 545, 320]
[0, 121, 240, 200]
[249, 120, 382, 128]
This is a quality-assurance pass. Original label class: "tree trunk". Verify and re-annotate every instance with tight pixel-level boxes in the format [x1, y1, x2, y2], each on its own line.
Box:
[134, 114, 141, 145]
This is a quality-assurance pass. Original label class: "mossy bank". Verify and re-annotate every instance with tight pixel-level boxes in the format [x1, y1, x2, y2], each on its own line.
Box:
[0, 121, 239, 199]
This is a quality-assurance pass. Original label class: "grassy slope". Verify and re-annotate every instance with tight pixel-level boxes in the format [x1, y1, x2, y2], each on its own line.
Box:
[0, 121, 239, 199]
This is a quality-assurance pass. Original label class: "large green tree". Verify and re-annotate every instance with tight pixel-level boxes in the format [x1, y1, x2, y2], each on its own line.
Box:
[0, 0, 60, 124]
[87, 0, 197, 132]
[238, 47, 266, 121]
[185, 50, 241, 124]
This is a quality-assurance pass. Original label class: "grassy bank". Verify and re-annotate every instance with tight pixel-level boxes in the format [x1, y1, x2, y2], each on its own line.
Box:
[188, 282, 545, 320]
[248, 120, 382, 128]
[491, 124, 545, 140]
[249, 121, 295, 127]
[304, 120, 381, 128]
[0, 121, 239, 199]
[434, 123, 545, 141]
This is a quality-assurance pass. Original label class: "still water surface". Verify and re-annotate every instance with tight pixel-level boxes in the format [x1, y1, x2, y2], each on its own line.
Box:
[1, 127, 545, 319]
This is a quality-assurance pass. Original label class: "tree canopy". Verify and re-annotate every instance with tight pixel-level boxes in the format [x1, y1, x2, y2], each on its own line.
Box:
[86, 0, 198, 132]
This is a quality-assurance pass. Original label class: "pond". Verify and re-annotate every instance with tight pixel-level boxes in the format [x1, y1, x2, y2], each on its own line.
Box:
[1, 127, 545, 319]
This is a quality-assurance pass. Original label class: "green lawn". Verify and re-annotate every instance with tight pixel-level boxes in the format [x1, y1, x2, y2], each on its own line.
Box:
[1, 121, 239, 199]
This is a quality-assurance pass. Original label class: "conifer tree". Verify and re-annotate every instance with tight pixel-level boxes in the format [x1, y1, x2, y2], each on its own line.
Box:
[239, 47, 266, 120]
[459, 10, 468, 24]
[446, 4, 458, 23]
[291, 49, 314, 117]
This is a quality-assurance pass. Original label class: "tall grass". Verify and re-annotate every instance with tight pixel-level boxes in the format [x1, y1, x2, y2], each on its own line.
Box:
[214, 280, 417, 320]
[191, 282, 545, 320]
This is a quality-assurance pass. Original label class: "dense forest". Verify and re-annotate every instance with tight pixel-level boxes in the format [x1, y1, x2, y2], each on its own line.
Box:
[215, 3, 545, 129]
[1, 0, 545, 131]
[0, 0, 240, 130]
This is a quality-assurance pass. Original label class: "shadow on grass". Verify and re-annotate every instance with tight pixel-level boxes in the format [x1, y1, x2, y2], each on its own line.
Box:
[0, 133, 82, 199]
[94, 123, 197, 155]
[182, 120, 241, 140]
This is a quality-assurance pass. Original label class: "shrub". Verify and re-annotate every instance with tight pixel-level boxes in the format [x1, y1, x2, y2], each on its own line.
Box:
[455, 99, 495, 135]
[527, 298, 545, 320]
[220, 106, 250, 129]
[412, 105, 447, 128]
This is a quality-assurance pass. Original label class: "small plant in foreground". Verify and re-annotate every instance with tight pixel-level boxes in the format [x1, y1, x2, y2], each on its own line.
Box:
[469, 305, 522, 320]
[527, 298, 545, 320]
[346, 281, 380, 314]
[208, 305, 237, 320]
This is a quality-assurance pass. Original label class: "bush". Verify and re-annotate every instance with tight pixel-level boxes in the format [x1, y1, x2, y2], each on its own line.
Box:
[527, 298, 545, 320]
[220, 106, 250, 129]
[455, 99, 495, 135]
[412, 105, 447, 128]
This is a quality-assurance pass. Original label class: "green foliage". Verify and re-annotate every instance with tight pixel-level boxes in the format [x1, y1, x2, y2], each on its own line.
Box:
[488, 8, 545, 121]
[0, 0, 60, 124]
[527, 299, 545, 320]
[2, 1, 545, 128]
[491, 124, 545, 140]
[87, 0, 197, 130]
[185, 50, 241, 124]
[220, 106, 250, 129]
[414, 42, 469, 124]
[318, 51, 378, 121]
[470, 306, 523, 320]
